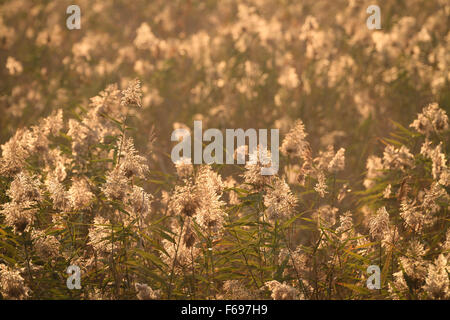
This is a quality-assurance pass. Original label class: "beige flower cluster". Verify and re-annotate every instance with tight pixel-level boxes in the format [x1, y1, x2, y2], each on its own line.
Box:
[0, 0, 448, 300]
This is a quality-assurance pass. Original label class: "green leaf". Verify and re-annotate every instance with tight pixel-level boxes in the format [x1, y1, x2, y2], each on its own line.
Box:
[133, 249, 167, 269]
[281, 211, 305, 229]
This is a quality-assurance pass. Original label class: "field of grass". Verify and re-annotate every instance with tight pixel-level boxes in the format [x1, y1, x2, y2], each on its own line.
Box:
[0, 0, 449, 300]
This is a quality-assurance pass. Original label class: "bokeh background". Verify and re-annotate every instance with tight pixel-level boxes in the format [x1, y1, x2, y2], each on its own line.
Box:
[1, 0, 449, 184]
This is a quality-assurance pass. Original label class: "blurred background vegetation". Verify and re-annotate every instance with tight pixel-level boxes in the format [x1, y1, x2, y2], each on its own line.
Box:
[1, 0, 448, 186]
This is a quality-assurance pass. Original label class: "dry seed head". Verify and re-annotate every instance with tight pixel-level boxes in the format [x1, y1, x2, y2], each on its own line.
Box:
[280, 119, 309, 158]
[314, 145, 336, 171]
[7, 171, 42, 203]
[327, 147, 345, 173]
[368, 206, 390, 239]
[422, 254, 449, 299]
[263, 177, 297, 223]
[118, 137, 148, 179]
[265, 280, 301, 300]
[88, 216, 113, 254]
[314, 171, 328, 198]
[1, 201, 37, 233]
[45, 171, 69, 211]
[121, 78, 142, 108]
[68, 178, 94, 211]
[410, 103, 448, 136]
[31, 230, 60, 259]
[174, 157, 193, 179]
[382, 145, 414, 171]
[363, 155, 384, 189]
[0, 264, 30, 300]
[0, 128, 32, 176]
[312, 205, 338, 228]
[221, 280, 259, 300]
[102, 167, 129, 201]
[169, 182, 199, 217]
[135, 283, 161, 300]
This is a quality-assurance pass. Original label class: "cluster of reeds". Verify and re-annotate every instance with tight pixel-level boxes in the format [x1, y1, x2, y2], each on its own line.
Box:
[0, 0, 448, 299]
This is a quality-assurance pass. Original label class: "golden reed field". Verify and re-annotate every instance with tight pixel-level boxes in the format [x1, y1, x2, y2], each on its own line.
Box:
[0, 0, 449, 300]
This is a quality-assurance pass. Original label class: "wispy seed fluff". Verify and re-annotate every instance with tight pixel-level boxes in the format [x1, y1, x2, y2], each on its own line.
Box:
[220, 280, 259, 300]
[68, 178, 94, 210]
[89, 84, 124, 119]
[174, 157, 194, 179]
[161, 220, 201, 274]
[121, 78, 143, 108]
[103, 167, 129, 201]
[388, 270, 408, 299]
[194, 193, 226, 235]
[118, 137, 148, 179]
[0, 110, 63, 176]
[67, 119, 92, 157]
[423, 254, 449, 299]
[43, 148, 68, 181]
[242, 145, 275, 190]
[0, 129, 30, 175]
[169, 181, 199, 217]
[0, 201, 37, 233]
[0, 264, 30, 300]
[27, 109, 63, 154]
[368, 207, 390, 239]
[7, 171, 42, 203]
[265, 280, 301, 300]
[193, 165, 226, 235]
[336, 211, 354, 239]
[410, 103, 448, 136]
[421, 141, 449, 186]
[263, 177, 297, 223]
[421, 182, 448, 215]
[312, 205, 338, 228]
[2, 171, 41, 233]
[399, 199, 434, 233]
[31, 230, 60, 260]
[85, 84, 126, 141]
[88, 216, 113, 255]
[383, 184, 392, 198]
[398, 240, 428, 281]
[126, 185, 152, 220]
[314, 171, 328, 198]
[444, 229, 450, 252]
[363, 155, 384, 189]
[280, 119, 309, 158]
[45, 171, 69, 211]
[279, 247, 308, 279]
[382, 145, 414, 171]
[314, 145, 335, 171]
[103, 129, 149, 204]
[135, 283, 161, 300]
[327, 148, 345, 173]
